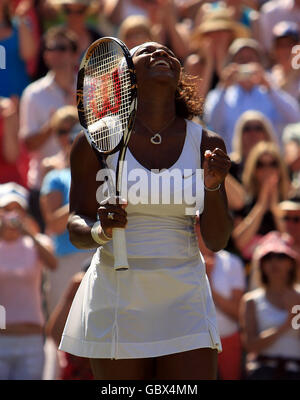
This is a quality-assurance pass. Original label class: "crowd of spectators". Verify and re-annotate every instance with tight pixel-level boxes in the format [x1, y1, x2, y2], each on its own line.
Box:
[0, 0, 300, 380]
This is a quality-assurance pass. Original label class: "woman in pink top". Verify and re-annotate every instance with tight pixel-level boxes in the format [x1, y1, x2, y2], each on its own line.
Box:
[0, 182, 57, 380]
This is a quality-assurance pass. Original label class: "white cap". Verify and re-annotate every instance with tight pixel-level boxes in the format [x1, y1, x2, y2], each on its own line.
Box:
[0, 183, 29, 209]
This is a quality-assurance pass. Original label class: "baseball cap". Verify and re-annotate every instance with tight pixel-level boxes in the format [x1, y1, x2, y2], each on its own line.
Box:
[227, 38, 263, 61]
[282, 123, 300, 145]
[273, 21, 300, 41]
[0, 183, 29, 210]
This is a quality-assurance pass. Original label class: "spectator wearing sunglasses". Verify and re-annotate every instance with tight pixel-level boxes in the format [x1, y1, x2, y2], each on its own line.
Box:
[230, 110, 279, 183]
[239, 231, 300, 380]
[232, 141, 291, 267]
[19, 26, 78, 231]
[49, 0, 104, 58]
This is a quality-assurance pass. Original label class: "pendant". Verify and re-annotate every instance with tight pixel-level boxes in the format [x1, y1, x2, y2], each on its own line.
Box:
[150, 133, 162, 145]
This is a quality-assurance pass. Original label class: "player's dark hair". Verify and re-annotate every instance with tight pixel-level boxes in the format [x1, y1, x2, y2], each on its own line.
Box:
[175, 69, 203, 119]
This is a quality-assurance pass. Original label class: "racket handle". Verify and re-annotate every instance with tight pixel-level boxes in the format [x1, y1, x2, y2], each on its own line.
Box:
[112, 228, 129, 271]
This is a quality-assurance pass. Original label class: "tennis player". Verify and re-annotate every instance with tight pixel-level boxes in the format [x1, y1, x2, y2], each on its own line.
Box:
[59, 42, 233, 380]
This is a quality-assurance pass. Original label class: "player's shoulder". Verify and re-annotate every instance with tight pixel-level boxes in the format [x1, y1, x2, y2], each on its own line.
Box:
[70, 131, 101, 171]
[71, 131, 90, 157]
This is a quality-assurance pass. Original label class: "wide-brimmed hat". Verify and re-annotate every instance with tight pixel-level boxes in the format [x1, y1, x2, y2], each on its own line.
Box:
[191, 8, 250, 45]
[0, 183, 29, 210]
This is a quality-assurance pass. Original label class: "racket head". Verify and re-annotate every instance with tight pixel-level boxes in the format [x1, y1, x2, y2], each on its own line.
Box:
[77, 37, 137, 155]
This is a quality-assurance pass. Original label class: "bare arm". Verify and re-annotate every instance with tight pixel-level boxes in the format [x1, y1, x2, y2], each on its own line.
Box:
[23, 120, 53, 152]
[184, 38, 215, 100]
[67, 133, 103, 249]
[1, 98, 20, 163]
[211, 288, 244, 321]
[156, 0, 191, 61]
[103, 0, 123, 26]
[200, 130, 233, 251]
[15, 1, 38, 62]
[225, 174, 246, 211]
[233, 174, 285, 251]
[67, 132, 128, 250]
[232, 202, 266, 251]
[40, 191, 69, 235]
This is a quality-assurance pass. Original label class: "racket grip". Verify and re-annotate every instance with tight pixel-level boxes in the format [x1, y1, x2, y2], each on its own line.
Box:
[112, 228, 129, 271]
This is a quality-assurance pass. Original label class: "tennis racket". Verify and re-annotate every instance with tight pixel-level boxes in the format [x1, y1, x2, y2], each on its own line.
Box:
[77, 37, 137, 271]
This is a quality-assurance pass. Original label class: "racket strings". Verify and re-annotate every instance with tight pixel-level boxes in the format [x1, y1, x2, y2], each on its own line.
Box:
[83, 41, 133, 152]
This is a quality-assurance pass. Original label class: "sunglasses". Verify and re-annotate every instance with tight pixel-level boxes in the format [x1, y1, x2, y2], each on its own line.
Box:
[243, 124, 265, 132]
[63, 6, 87, 14]
[45, 44, 71, 52]
[283, 215, 300, 223]
[256, 160, 279, 169]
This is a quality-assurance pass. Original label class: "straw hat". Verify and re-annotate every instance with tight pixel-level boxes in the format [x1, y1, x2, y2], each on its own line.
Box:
[191, 7, 250, 45]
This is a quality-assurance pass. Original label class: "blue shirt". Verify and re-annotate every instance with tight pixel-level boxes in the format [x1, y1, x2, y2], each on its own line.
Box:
[0, 22, 30, 97]
[41, 168, 86, 257]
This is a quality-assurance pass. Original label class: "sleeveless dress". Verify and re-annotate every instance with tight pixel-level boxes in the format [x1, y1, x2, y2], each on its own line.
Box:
[59, 120, 222, 359]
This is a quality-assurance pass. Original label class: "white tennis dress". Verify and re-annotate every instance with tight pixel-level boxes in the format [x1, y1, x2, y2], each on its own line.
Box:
[59, 120, 222, 359]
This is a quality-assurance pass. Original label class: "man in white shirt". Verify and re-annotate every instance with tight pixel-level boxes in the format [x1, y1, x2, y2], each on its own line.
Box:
[19, 27, 78, 229]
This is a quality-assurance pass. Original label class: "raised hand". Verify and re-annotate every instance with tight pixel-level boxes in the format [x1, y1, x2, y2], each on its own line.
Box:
[203, 148, 231, 190]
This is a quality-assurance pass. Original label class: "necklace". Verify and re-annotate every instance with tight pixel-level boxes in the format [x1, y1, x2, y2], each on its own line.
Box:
[137, 116, 176, 145]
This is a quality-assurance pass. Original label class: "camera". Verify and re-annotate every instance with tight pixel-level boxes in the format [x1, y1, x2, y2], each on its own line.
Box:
[237, 64, 256, 81]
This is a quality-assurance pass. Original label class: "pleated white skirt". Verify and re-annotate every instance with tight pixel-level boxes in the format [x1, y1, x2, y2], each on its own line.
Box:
[59, 250, 222, 359]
